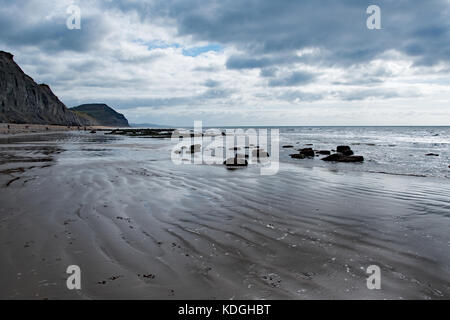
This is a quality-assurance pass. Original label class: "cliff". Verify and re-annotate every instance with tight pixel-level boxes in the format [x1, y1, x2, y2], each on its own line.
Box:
[0, 51, 96, 126]
[70, 104, 129, 127]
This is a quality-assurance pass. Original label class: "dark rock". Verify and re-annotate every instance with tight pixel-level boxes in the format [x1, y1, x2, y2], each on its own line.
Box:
[317, 150, 331, 155]
[0, 51, 95, 126]
[299, 148, 315, 157]
[336, 146, 352, 153]
[282, 145, 294, 148]
[106, 128, 175, 138]
[425, 153, 439, 156]
[290, 153, 306, 159]
[341, 149, 354, 156]
[223, 156, 248, 167]
[321, 154, 341, 161]
[139, 274, 156, 279]
[322, 154, 364, 162]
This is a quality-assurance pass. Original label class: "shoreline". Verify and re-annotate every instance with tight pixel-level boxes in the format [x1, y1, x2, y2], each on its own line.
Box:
[0, 123, 115, 137]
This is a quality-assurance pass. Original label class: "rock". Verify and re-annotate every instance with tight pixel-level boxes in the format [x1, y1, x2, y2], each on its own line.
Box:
[0, 51, 96, 126]
[342, 150, 354, 156]
[299, 148, 315, 157]
[336, 146, 354, 156]
[223, 156, 248, 167]
[106, 128, 175, 138]
[425, 153, 439, 156]
[282, 145, 294, 148]
[290, 148, 315, 159]
[336, 146, 351, 153]
[322, 154, 364, 162]
[89, 130, 96, 134]
[321, 154, 341, 162]
[317, 150, 331, 155]
[290, 153, 306, 159]
[70, 104, 129, 127]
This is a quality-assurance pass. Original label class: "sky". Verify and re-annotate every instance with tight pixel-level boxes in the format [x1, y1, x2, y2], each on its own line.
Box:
[1, 0, 449, 126]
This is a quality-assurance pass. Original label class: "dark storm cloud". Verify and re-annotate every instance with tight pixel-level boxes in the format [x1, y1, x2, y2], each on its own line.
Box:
[147, 0, 450, 68]
[0, 2, 110, 53]
[2, 0, 449, 69]
[226, 56, 274, 69]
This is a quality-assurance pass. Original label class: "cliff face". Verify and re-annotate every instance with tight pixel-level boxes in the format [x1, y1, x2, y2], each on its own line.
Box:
[70, 104, 129, 127]
[0, 51, 96, 126]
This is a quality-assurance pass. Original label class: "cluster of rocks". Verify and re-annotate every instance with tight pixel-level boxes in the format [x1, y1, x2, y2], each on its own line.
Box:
[173, 142, 270, 168]
[106, 128, 175, 138]
[289, 145, 364, 163]
[290, 147, 315, 159]
[224, 147, 270, 167]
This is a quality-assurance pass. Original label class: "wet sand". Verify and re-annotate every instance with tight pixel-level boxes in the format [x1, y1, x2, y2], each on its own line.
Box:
[0, 123, 112, 136]
[0, 132, 449, 299]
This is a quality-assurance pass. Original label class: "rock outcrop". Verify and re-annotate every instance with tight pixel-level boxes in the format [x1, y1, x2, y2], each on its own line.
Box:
[290, 147, 315, 159]
[70, 104, 129, 127]
[322, 154, 364, 162]
[336, 146, 354, 156]
[0, 51, 96, 126]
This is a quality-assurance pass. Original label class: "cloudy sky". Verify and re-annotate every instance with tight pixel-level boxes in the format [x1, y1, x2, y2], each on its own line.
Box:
[1, 0, 449, 126]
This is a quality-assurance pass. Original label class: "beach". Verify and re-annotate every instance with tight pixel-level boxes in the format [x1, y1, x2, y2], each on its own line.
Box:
[0, 129, 449, 299]
[0, 123, 111, 136]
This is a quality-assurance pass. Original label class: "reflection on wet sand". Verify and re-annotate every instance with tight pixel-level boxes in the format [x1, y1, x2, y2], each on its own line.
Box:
[0, 132, 449, 300]
[0, 141, 63, 187]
